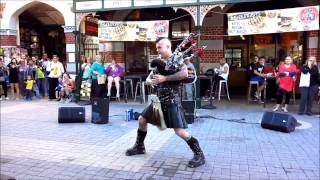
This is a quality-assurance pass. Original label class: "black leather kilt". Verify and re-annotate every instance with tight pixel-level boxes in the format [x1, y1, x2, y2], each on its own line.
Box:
[141, 87, 188, 129]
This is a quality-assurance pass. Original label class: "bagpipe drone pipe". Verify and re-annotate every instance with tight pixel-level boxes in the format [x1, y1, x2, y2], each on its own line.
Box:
[150, 33, 207, 84]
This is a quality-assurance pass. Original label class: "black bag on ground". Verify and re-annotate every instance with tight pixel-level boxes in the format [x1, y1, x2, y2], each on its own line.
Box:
[91, 98, 109, 124]
[58, 107, 85, 123]
[261, 111, 297, 133]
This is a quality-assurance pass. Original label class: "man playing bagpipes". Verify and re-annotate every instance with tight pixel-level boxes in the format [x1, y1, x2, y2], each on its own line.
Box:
[125, 36, 206, 168]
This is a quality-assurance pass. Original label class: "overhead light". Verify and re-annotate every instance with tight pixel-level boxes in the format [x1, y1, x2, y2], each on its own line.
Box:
[240, 35, 245, 40]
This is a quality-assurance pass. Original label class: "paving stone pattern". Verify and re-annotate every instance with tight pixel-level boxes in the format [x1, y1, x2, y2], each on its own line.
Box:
[0, 99, 319, 179]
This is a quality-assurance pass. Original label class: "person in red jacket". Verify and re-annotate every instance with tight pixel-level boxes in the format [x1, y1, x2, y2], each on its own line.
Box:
[272, 56, 298, 112]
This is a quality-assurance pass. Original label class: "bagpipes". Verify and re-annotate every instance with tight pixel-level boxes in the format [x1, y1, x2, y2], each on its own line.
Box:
[151, 33, 206, 84]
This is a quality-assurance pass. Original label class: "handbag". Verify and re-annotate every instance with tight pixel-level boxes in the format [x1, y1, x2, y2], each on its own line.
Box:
[151, 96, 167, 130]
[97, 75, 106, 84]
[299, 72, 310, 87]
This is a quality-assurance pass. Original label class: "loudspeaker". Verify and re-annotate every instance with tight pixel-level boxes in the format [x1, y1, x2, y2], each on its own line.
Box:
[91, 98, 109, 124]
[58, 107, 85, 123]
[181, 100, 195, 124]
[261, 111, 297, 133]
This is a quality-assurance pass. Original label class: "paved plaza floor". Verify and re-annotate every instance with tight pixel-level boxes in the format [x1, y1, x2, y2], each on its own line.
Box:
[0, 99, 319, 180]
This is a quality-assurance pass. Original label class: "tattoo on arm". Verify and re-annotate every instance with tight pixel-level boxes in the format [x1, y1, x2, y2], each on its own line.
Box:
[165, 66, 188, 81]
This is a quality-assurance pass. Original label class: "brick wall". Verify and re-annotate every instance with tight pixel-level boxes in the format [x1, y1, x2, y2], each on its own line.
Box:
[307, 30, 319, 37]
[200, 26, 224, 63]
[102, 51, 125, 63]
[202, 49, 224, 63]
[306, 48, 320, 61]
[0, 35, 16, 46]
[65, 33, 75, 44]
[306, 30, 320, 62]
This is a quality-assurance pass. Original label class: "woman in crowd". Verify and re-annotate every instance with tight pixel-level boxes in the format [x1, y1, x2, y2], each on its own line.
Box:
[81, 56, 92, 81]
[91, 54, 106, 98]
[0, 58, 9, 100]
[106, 59, 123, 99]
[272, 56, 298, 112]
[18, 58, 28, 98]
[8, 58, 20, 99]
[298, 56, 319, 115]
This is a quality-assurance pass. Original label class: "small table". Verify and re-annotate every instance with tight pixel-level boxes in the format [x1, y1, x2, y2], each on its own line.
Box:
[124, 74, 148, 103]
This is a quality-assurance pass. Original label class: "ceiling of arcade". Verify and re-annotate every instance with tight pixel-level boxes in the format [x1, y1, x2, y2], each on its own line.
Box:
[19, 2, 64, 26]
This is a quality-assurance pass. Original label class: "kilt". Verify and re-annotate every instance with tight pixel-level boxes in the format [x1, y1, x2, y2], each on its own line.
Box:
[141, 99, 188, 129]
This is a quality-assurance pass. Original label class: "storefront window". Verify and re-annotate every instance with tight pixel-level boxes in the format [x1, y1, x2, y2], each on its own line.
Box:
[125, 41, 154, 73]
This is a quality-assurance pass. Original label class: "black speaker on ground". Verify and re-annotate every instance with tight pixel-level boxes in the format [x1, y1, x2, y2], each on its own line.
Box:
[91, 98, 109, 124]
[58, 107, 85, 123]
[182, 100, 195, 124]
[261, 111, 297, 133]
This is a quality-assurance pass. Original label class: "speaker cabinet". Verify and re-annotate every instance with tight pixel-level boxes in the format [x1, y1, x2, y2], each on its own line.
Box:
[58, 107, 85, 123]
[91, 98, 109, 124]
[261, 111, 297, 133]
[181, 100, 195, 124]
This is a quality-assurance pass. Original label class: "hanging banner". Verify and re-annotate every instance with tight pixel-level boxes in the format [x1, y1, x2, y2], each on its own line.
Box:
[98, 20, 169, 41]
[228, 6, 319, 35]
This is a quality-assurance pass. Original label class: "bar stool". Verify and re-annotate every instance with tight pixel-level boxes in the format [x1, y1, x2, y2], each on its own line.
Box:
[218, 80, 230, 101]
[292, 88, 296, 104]
[121, 79, 134, 98]
[134, 81, 146, 103]
[247, 81, 259, 103]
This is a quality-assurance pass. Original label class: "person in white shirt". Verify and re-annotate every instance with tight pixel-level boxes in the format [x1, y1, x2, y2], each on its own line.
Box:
[212, 58, 229, 97]
[46, 55, 64, 100]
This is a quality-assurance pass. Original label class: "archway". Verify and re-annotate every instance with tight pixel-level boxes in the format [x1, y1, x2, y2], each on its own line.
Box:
[15, 1, 66, 60]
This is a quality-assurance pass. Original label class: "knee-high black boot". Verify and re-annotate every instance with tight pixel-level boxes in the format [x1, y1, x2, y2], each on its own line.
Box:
[126, 129, 147, 156]
[186, 136, 205, 168]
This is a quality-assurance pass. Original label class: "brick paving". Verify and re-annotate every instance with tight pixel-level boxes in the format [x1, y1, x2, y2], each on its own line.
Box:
[0, 99, 319, 180]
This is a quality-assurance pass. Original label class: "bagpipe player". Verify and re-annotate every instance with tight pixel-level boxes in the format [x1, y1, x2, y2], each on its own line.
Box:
[125, 37, 205, 168]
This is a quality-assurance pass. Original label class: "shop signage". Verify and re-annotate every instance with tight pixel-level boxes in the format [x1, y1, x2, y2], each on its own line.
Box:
[104, 0, 131, 8]
[76, 0, 102, 11]
[228, 6, 319, 35]
[85, 18, 98, 37]
[98, 20, 169, 41]
[75, 0, 268, 12]
[134, 0, 163, 7]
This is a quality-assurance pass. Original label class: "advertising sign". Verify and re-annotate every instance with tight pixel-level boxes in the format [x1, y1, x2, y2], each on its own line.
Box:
[228, 6, 319, 35]
[98, 20, 169, 41]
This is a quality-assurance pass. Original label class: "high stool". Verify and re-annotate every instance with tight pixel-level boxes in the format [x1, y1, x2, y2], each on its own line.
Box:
[134, 81, 146, 103]
[218, 80, 230, 101]
[247, 81, 259, 103]
[292, 88, 296, 104]
[120, 79, 134, 98]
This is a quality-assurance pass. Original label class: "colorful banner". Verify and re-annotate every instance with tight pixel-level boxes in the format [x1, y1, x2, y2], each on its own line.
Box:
[228, 6, 319, 35]
[98, 20, 169, 41]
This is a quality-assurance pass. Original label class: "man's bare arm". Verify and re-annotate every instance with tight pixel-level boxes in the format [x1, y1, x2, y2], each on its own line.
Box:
[165, 65, 188, 81]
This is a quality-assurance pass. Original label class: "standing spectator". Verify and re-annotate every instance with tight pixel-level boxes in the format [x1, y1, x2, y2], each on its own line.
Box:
[81, 56, 92, 81]
[272, 56, 298, 112]
[212, 58, 229, 98]
[25, 75, 35, 101]
[40, 53, 50, 96]
[106, 59, 123, 98]
[25, 58, 39, 98]
[91, 54, 106, 98]
[8, 58, 20, 100]
[298, 56, 319, 115]
[36, 61, 46, 97]
[46, 55, 64, 100]
[18, 59, 28, 98]
[183, 58, 196, 100]
[250, 57, 267, 102]
[0, 58, 9, 100]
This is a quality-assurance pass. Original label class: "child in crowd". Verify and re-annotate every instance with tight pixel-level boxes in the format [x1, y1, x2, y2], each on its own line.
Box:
[25, 75, 35, 101]
[60, 73, 75, 103]
[55, 78, 63, 101]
